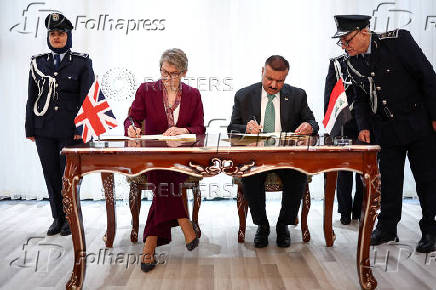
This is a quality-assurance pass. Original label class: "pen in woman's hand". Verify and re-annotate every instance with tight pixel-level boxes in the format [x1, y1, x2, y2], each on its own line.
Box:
[129, 117, 137, 130]
[129, 117, 140, 137]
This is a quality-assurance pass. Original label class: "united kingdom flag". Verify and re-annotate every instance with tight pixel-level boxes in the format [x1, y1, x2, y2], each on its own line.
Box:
[74, 81, 118, 142]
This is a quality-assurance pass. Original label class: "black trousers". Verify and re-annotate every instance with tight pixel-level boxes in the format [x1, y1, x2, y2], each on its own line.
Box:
[35, 136, 81, 219]
[377, 134, 436, 235]
[333, 119, 363, 218]
[336, 171, 363, 218]
[242, 169, 307, 226]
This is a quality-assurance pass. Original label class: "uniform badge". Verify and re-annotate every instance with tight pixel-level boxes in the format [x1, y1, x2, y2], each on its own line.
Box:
[52, 13, 59, 21]
[378, 29, 399, 40]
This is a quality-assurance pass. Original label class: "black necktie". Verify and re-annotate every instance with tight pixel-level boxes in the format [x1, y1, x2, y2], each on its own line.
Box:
[362, 54, 370, 67]
[54, 54, 61, 70]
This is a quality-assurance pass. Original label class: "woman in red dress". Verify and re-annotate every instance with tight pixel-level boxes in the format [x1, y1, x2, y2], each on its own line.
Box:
[124, 48, 205, 272]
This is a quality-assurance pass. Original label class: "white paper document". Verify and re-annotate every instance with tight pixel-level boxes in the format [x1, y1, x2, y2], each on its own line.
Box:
[99, 135, 130, 140]
[230, 132, 300, 138]
[139, 134, 197, 141]
[100, 134, 197, 141]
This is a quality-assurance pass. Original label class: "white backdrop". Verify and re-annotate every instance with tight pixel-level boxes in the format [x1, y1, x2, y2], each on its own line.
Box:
[1, 0, 435, 200]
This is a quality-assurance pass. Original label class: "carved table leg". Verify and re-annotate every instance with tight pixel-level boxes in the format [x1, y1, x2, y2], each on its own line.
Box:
[182, 187, 189, 215]
[357, 166, 381, 290]
[324, 172, 337, 247]
[101, 173, 115, 248]
[62, 155, 86, 290]
[237, 185, 248, 243]
[129, 182, 141, 243]
[301, 183, 311, 242]
[191, 183, 202, 238]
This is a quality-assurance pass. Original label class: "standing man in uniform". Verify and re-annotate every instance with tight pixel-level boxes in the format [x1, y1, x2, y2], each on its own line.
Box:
[332, 15, 436, 252]
[228, 55, 318, 248]
[324, 55, 364, 225]
[25, 13, 95, 236]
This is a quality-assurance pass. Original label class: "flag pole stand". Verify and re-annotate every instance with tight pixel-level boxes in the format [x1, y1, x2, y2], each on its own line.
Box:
[334, 125, 352, 146]
[94, 134, 106, 148]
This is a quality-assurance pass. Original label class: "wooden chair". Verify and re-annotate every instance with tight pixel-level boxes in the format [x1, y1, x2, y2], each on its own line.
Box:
[234, 173, 312, 243]
[102, 116, 202, 247]
[127, 174, 202, 242]
[101, 173, 202, 247]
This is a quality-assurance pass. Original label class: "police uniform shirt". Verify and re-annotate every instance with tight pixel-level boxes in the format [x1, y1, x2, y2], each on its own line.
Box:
[52, 52, 66, 67]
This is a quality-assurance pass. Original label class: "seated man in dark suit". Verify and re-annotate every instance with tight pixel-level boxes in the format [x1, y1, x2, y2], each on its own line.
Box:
[227, 55, 319, 247]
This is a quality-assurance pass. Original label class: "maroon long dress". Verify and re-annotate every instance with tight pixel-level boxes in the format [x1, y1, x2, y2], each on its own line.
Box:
[124, 80, 205, 246]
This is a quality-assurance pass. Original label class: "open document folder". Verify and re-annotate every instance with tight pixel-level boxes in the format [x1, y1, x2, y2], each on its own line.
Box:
[100, 134, 197, 141]
[228, 132, 301, 138]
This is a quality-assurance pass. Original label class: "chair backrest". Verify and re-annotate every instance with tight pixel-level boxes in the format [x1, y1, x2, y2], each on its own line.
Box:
[232, 173, 283, 192]
[264, 173, 283, 191]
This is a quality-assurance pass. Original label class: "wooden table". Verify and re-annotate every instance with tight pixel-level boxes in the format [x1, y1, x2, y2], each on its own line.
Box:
[61, 135, 380, 289]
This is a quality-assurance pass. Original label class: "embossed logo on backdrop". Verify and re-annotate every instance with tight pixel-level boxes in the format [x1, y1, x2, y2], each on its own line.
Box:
[9, 2, 166, 38]
[371, 2, 436, 31]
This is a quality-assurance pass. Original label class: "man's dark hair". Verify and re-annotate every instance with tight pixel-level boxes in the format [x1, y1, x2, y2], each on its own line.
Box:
[265, 55, 289, 71]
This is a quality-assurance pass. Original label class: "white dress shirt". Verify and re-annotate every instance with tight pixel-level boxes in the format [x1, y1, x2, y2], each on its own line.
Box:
[173, 106, 180, 124]
[260, 87, 282, 132]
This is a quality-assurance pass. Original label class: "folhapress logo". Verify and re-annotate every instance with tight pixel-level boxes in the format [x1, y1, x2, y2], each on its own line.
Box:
[74, 14, 165, 35]
[9, 2, 166, 38]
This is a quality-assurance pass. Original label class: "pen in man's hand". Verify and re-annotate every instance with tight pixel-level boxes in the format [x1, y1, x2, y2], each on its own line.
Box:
[251, 115, 262, 133]
[251, 115, 260, 126]
[251, 115, 258, 124]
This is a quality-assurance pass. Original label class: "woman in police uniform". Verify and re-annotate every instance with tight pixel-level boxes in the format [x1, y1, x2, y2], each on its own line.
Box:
[25, 13, 94, 236]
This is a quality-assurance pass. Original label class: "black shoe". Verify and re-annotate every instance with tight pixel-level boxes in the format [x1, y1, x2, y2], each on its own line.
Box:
[60, 220, 71, 236]
[416, 233, 436, 253]
[254, 224, 270, 248]
[370, 229, 399, 246]
[47, 218, 63, 236]
[340, 213, 351, 225]
[186, 237, 199, 251]
[276, 223, 291, 248]
[141, 253, 157, 273]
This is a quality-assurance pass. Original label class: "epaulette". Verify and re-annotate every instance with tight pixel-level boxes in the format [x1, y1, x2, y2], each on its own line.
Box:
[378, 29, 399, 40]
[31, 53, 49, 60]
[330, 54, 348, 62]
[70, 51, 89, 58]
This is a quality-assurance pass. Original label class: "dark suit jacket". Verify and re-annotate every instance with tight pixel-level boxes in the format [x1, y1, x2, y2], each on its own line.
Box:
[124, 80, 206, 135]
[227, 82, 318, 134]
[25, 50, 94, 138]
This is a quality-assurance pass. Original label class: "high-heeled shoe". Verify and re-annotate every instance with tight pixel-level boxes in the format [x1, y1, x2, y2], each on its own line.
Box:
[186, 221, 200, 251]
[186, 237, 199, 251]
[141, 252, 157, 272]
[191, 221, 201, 238]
